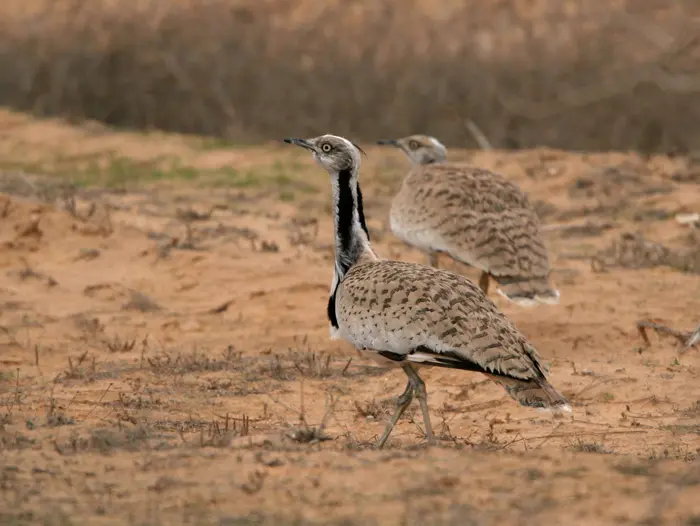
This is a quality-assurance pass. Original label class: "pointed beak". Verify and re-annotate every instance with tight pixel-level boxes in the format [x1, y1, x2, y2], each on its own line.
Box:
[376, 139, 399, 147]
[283, 138, 315, 151]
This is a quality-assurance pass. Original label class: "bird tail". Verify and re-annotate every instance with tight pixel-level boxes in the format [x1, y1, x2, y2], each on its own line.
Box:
[495, 276, 560, 307]
[484, 373, 572, 413]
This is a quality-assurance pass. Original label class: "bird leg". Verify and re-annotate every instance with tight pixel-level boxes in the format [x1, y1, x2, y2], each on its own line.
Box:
[427, 252, 439, 268]
[402, 364, 435, 445]
[377, 378, 414, 449]
[478, 271, 490, 295]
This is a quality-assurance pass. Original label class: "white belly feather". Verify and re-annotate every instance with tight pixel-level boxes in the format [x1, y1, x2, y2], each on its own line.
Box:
[335, 309, 452, 362]
[390, 202, 486, 271]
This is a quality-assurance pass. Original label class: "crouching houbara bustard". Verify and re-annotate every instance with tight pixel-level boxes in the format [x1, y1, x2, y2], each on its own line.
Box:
[377, 134, 559, 306]
[284, 134, 571, 448]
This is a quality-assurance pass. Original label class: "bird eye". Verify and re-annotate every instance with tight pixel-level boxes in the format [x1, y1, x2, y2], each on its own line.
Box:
[321, 143, 332, 153]
[408, 140, 419, 150]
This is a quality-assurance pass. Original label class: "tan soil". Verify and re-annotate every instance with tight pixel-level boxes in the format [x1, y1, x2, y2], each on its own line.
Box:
[0, 109, 699, 525]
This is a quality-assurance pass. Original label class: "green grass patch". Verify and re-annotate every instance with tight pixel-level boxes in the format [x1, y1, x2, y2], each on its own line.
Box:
[0, 153, 321, 193]
[207, 160, 318, 194]
[77, 157, 199, 187]
[195, 137, 241, 150]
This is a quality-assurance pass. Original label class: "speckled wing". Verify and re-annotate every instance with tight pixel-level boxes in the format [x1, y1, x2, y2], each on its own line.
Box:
[334, 260, 569, 409]
[458, 207, 550, 279]
[390, 164, 554, 296]
[403, 164, 532, 211]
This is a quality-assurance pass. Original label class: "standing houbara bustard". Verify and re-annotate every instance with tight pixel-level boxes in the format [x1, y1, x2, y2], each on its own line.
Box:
[284, 134, 571, 448]
[377, 134, 560, 306]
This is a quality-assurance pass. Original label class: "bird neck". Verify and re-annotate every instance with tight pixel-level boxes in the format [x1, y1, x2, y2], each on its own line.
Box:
[411, 148, 447, 165]
[330, 166, 377, 283]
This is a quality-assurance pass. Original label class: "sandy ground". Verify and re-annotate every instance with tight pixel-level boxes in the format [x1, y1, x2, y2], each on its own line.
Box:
[1, 109, 700, 525]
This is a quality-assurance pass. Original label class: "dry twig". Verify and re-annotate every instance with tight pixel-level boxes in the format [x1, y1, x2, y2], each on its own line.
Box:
[637, 320, 700, 352]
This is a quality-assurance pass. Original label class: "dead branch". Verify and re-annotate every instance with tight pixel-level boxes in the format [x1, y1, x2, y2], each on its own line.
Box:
[637, 320, 700, 352]
[463, 119, 492, 150]
[175, 204, 226, 223]
[540, 219, 615, 235]
[206, 299, 235, 314]
[286, 390, 337, 444]
[0, 196, 11, 218]
[684, 324, 700, 349]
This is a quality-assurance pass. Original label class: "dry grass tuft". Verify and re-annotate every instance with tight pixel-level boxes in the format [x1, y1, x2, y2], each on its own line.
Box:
[354, 399, 387, 420]
[568, 436, 615, 454]
[197, 414, 251, 448]
[53, 424, 157, 455]
[147, 346, 239, 375]
[593, 232, 700, 274]
[121, 290, 162, 312]
[61, 351, 97, 381]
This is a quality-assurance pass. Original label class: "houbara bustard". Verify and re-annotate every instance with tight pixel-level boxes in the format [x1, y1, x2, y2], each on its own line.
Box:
[377, 134, 560, 306]
[284, 134, 571, 448]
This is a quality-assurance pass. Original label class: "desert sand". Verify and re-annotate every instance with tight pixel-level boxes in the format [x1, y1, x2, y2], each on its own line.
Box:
[1, 109, 699, 525]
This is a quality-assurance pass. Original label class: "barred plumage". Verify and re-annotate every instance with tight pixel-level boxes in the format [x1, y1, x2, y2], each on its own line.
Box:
[284, 134, 570, 448]
[378, 135, 560, 306]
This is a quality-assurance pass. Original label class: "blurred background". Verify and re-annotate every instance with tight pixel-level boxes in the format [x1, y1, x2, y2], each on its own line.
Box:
[1, 4, 700, 524]
[0, 0, 699, 153]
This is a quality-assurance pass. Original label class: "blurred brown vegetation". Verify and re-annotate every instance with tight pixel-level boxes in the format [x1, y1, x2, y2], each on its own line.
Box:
[0, 0, 699, 152]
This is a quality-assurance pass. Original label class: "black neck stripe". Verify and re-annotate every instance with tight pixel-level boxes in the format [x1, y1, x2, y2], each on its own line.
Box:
[356, 182, 370, 241]
[330, 168, 368, 328]
[336, 169, 355, 275]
